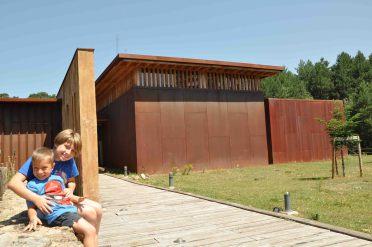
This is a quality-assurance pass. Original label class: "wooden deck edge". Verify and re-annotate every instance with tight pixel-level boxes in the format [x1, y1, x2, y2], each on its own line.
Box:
[102, 174, 372, 242]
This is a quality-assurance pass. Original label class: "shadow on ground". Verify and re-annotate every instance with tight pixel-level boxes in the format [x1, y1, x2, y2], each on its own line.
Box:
[297, 176, 331, 181]
[0, 210, 28, 227]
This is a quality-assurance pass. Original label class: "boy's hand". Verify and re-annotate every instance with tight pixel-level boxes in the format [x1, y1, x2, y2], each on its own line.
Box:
[24, 217, 42, 231]
[33, 195, 53, 214]
[63, 188, 73, 198]
[70, 195, 86, 204]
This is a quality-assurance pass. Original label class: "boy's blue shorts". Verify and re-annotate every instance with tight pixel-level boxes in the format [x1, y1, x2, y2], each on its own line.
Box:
[50, 212, 81, 227]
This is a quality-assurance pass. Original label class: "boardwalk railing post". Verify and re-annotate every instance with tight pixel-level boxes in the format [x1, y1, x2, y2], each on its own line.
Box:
[169, 172, 174, 189]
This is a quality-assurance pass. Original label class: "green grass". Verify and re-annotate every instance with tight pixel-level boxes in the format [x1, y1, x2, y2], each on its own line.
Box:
[106, 155, 372, 234]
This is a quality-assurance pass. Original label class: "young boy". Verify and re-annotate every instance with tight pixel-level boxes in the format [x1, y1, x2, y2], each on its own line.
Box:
[25, 147, 97, 247]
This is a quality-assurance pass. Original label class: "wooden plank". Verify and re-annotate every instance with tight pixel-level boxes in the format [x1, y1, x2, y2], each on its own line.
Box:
[98, 175, 371, 246]
[273, 231, 345, 246]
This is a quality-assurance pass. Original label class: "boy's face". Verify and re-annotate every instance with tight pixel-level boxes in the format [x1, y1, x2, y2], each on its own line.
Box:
[33, 158, 54, 180]
[55, 142, 75, 161]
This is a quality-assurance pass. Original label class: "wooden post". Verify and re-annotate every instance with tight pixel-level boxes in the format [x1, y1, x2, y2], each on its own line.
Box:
[0, 167, 8, 201]
[57, 48, 99, 201]
[341, 149, 345, 177]
[335, 149, 339, 175]
[331, 144, 335, 179]
[357, 141, 363, 177]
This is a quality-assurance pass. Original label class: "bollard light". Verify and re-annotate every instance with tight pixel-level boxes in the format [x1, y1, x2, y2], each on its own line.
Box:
[169, 172, 174, 189]
[124, 166, 128, 176]
[284, 192, 291, 212]
[283, 192, 298, 215]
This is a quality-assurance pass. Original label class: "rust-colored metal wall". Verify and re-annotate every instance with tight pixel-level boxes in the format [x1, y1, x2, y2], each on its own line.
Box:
[97, 89, 137, 172]
[266, 98, 342, 164]
[0, 101, 62, 169]
[134, 88, 268, 174]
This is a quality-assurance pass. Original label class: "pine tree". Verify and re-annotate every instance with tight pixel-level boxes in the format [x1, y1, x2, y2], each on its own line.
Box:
[261, 68, 312, 99]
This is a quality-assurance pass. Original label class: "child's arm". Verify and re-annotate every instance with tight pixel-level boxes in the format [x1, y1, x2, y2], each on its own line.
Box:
[8, 173, 53, 214]
[64, 177, 76, 197]
[24, 206, 42, 231]
[69, 194, 85, 204]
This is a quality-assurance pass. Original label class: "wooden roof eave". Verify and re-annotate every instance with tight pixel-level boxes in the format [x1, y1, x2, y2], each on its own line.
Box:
[95, 54, 284, 96]
[117, 53, 284, 71]
[126, 60, 282, 75]
[97, 63, 140, 98]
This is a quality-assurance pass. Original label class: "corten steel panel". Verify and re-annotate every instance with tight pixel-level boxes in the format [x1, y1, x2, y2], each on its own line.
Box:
[98, 89, 137, 172]
[132, 88, 268, 173]
[160, 101, 186, 139]
[0, 101, 61, 169]
[207, 101, 229, 137]
[135, 89, 160, 113]
[247, 102, 267, 136]
[250, 135, 269, 164]
[162, 137, 187, 169]
[266, 98, 342, 164]
[228, 102, 247, 113]
[135, 111, 163, 173]
[184, 101, 207, 113]
[185, 112, 209, 169]
[247, 101, 269, 165]
[208, 136, 231, 169]
[229, 113, 252, 165]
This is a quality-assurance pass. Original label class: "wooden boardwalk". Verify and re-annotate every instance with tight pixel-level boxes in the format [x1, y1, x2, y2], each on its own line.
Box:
[98, 175, 371, 247]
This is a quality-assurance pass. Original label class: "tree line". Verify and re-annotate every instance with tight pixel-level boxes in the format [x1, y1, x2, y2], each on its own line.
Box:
[261, 51, 371, 149]
[0, 92, 56, 98]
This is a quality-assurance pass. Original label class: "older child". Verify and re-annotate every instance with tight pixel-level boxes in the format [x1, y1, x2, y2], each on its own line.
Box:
[8, 129, 102, 233]
[25, 147, 97, 247]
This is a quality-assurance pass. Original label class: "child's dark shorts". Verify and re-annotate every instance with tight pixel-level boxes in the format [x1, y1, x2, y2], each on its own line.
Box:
[50, 212, 81, 227]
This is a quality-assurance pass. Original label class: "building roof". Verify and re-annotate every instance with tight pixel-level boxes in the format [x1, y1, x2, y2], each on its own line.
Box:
[96, 53, 284, 88]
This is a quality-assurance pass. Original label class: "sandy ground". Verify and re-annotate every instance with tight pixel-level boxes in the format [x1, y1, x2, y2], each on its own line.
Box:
[0, 188, 82, 247]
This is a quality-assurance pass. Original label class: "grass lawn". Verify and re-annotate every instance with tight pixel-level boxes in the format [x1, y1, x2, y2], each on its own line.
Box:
[107, 155, 372, 234]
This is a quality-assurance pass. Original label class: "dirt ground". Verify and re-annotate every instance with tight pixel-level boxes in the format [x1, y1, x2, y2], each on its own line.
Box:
[0, 188, 82, 247]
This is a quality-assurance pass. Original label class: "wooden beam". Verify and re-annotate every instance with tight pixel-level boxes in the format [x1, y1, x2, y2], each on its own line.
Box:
[58, 49, 99, 201]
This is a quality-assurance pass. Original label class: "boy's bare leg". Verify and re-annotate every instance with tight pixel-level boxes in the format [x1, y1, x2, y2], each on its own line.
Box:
[72, 217, 97, 247]
[75, 199, 102, 233]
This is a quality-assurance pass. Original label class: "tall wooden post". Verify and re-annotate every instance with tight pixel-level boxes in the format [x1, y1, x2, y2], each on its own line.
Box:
[341, 149, 345, 177]
[356, 137, 363, 177]
[57, 48, 99, 201]
[335, 150, 339, 175]
[331, 143, 335, 179]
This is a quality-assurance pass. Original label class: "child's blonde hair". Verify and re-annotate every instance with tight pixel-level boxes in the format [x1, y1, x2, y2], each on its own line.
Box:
[54, 129, 82, 156]
[32, 147, 54, 166]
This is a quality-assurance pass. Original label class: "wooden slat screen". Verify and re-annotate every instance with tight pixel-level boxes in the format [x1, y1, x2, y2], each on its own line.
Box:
[138, 68, 260, 91]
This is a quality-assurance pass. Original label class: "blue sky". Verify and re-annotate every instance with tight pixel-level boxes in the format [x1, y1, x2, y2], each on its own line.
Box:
[0, 0, 371, 97]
